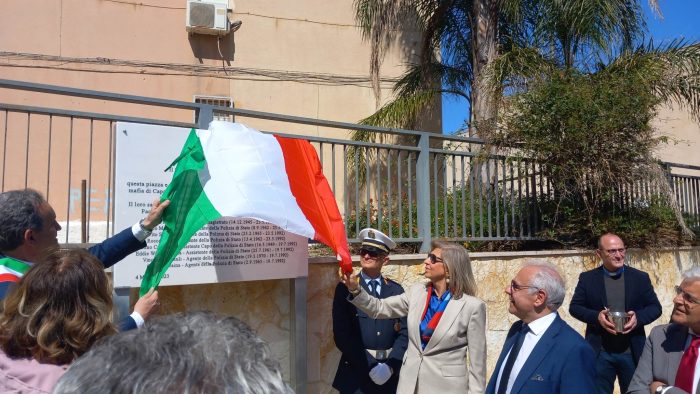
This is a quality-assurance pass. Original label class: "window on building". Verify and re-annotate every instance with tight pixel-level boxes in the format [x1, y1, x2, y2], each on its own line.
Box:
[194, 95, 234, 122]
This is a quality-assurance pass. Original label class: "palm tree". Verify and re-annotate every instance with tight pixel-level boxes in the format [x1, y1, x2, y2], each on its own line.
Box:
[351, 0, 700, 242]
[355, 0, 478, 135]
[348, 0, 500, 185]
[349, 0, 659, 201]
[352, 0, 661, 136]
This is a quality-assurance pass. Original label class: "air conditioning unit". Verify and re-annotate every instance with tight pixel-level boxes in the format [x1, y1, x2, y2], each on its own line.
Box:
[186, 0, 230, 35]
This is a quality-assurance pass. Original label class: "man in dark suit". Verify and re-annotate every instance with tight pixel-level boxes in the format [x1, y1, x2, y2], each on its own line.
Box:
[0, 188, 167, 329]
[628, 267, 700, 394]
[569, 233, 662, 394]
[486, 260, 595, 394]
[332, 228, 408, 393]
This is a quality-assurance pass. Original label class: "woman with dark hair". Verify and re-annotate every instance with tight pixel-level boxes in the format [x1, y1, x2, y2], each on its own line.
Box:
[341, 240, 486, 393]
[0, 249, 117, 392]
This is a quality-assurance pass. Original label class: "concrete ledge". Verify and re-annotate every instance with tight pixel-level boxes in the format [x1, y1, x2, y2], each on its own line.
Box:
[309, 246, 700, 264]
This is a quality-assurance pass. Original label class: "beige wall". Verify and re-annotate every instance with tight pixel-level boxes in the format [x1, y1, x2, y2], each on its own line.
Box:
[145, 247, 700, 393]
[654, 104, 700, 172]
[0, 0, 429, 127]
[0, 0, 439, 230]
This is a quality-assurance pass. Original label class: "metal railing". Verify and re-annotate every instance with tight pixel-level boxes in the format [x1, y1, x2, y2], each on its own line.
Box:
[2, 79, 700, 252]
[667, 162, 700, 228]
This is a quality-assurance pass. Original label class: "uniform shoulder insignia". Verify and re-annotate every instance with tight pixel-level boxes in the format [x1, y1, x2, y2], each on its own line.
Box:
[384, 277, 399, 285]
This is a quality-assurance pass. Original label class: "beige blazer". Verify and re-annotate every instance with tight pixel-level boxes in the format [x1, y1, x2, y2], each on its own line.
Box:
[350, 282, 486, 394]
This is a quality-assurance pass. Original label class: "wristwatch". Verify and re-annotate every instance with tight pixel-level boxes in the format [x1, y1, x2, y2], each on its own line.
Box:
[139, 219, 153, 235]
[655, 384, 668, 394]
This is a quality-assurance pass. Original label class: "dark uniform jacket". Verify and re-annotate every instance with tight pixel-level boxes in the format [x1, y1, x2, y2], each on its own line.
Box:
[332, 276, 409, 393]
[569, 265, 662, 364]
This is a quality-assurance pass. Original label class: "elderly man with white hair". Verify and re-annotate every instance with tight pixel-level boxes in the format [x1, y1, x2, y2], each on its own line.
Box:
[628, 267, 700, 394]
[486, 260, 596, 394]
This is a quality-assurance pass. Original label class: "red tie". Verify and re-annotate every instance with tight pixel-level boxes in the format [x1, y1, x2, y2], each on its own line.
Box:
[676, 335, 700, 392]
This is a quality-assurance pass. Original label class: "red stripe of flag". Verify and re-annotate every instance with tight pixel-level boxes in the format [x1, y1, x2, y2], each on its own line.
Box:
[274, 135, 352, 273]
[0, 273, 20, 283]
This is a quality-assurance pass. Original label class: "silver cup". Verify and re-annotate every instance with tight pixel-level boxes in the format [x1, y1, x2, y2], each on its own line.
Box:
[608, 311, 629, 333]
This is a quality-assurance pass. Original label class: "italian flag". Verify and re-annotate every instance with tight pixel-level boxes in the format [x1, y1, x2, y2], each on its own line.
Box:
[0, 256, 31, 283]
[140, 121, 351, 295]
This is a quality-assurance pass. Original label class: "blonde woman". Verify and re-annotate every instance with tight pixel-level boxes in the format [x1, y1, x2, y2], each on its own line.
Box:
[341, 241, 486, 393]
[0, 249, 117, 392]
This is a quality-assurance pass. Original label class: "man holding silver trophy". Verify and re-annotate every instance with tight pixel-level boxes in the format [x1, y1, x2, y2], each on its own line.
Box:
[569, 233, 662, 394]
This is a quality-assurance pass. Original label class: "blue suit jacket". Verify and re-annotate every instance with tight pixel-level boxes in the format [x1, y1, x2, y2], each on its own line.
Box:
[87, 227, 147, 269]
[486, 314, 596, 394]
[92, 227, 146, 332]
[569, 265, 661, 363]
[332, 277, 409, 394]
[118, 316, 138, 331]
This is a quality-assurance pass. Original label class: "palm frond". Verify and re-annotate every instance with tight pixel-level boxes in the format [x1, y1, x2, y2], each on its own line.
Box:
[480, 45, 560, 98]
[395, 61, 470, 99]
[647, 0, 662, 18]
[526, 0, 646, 69]
[347, 90, 439, 183]
[604, 39, 700, 121]
[353, 0, 422, 107]
[357, 90, 439, 131]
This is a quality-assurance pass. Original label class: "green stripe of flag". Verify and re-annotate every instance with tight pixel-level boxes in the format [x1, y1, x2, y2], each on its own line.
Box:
[0, 256, 31, 275]
[140, 129, 221, 296]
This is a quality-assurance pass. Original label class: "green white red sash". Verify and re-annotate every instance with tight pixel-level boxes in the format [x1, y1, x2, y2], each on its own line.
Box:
[0, 255, 31, 283]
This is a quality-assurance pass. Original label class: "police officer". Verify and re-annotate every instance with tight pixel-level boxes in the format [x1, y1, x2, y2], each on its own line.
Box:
[332, 228, 409, 393]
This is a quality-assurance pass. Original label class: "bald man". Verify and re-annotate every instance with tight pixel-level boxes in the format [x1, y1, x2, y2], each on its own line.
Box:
[569, 233, 661, 394]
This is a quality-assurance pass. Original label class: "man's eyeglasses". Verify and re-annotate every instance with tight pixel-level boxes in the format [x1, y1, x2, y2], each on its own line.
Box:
[510, 280, 539, 292]
[427, 253, 444, 264]
[603, 248, 626, 255]
[675, 285, 700, 305]
[360, 248, 385, 259]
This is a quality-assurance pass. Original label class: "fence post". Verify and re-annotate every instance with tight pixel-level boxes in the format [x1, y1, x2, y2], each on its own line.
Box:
[416, 133, 431, 252]
[290, 276, 307, 393]
[196, 105, 214, 129]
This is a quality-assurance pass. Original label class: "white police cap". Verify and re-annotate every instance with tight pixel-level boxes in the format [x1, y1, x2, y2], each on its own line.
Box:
[358, 227, 396, 253]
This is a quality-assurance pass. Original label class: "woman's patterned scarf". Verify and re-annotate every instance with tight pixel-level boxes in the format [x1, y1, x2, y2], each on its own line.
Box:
[419, 283, 452, 349]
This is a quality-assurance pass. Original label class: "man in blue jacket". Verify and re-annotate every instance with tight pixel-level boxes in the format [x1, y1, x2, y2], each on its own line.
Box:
[487, 260, 596, 394]
[569, 233, 662, 394]
[0, 188, 168, 328]
[332, 228, 408, 393]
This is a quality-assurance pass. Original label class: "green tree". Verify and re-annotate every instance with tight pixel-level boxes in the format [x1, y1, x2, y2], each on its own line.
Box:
[483, 39, 700, 242]
[351, 0, 700, 245]
[351, 0, 659, 136]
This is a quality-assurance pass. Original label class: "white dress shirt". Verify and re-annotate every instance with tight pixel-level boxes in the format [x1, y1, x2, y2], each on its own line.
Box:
[360, 271, 382, 296]
[495, 312, 558, 394]
[692, 330, 700, 394]
[130, 222, 152, 242]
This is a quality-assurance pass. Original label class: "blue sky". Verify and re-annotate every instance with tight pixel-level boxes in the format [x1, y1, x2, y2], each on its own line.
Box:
[441, 1, 700, 134]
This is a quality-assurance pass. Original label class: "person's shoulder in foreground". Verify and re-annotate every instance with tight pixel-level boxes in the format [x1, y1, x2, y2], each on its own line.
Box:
[53, 311, 293, 394]
[628, 267, 700, 394]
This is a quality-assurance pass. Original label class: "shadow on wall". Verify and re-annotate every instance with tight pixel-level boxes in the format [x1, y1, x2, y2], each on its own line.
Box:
[188, 32, 236, 62]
